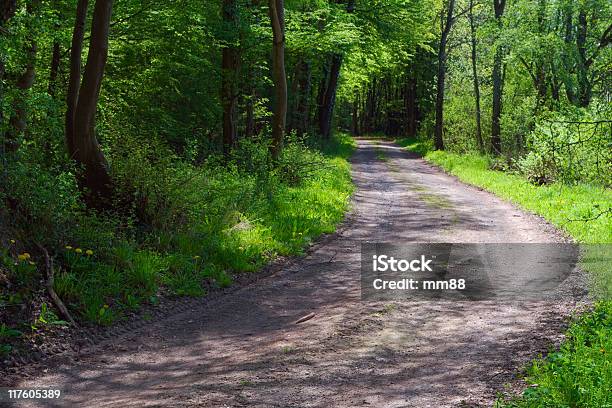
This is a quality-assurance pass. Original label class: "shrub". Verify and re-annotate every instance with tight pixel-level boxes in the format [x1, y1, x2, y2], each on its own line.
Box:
[516, 109, 612, 187]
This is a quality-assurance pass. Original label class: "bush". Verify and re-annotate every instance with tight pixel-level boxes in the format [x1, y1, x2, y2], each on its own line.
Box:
[516, 108, 612, 187]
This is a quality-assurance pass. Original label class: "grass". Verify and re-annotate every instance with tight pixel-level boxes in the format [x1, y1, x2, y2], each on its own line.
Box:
[397, 136, 612, 408]
[52, 134, 354, 325]
[2, 133, 354, 336]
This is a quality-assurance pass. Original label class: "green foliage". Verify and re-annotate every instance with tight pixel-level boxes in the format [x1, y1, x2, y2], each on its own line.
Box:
[2, 133, 353, 326]
[497, 302, 612, 408]
[516, 111, 612, 187]
[32, 303, 68, 330]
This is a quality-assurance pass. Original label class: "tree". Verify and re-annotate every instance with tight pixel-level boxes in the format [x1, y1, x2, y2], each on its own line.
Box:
[433, 0, 456, 151]
[66, 0, 88, 156]
[317, 0, 355, 139]
[66, 0, 114, 207]
[490, 0, 505, 155]
[268, 0, 286, 160]
[221, 0, 241, 155]
[575, 4, 612, 107]
[468, 0, 484, 153]
[47, 0, 62, 97]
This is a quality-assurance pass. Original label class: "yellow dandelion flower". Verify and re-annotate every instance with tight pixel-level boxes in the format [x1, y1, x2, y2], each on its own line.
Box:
[65, 245, 73, 250]
[86, 249, 94, 256]
[75, 248, 83, 254]
[18, 253, 31, 261]
[193, 255, 201, 259]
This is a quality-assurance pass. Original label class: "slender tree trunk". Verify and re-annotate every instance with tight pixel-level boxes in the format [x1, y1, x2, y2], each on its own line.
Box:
[245, 92, 255, 138]
[268, 0, 286, 160]
[562, 5, 577, 105]
[290, 59, 311, 136]
[576, 8, 591, 107]
[468, 0, 484, 153]
[70, 0, 114, 208]
[318, 53, 341, 139]
[48, 42, 61, 97]
[315, 0, 355, 139]
[66, 0, 89, 155]
[352, 91, 360, 136]
[287, 62, 300, 134]
[490, 0, 506, 155]
[434, 0, 455, 151]
[221, 0, 240, 155]
[404, 73, 418, 137]
[296, 60, 311, 136]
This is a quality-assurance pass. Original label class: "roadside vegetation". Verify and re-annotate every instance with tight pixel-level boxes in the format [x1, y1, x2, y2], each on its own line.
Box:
[1, 133, 353, 350]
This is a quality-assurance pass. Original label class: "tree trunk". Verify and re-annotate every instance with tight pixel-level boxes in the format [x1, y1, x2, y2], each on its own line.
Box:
[48, 42, 61, 97]
[576, 8, 591, 107]
[468, 0, 483, 153]
[48, 0, 61, 97]
[403, 75, 414, 137]
[433, 0, 455, 151]
[221, 0, 240, 155]
[245, 92, 255, 138]
[1, 0, 16, 22]
[490, 0, 506, 155]
[352, 92, 359, 136]
[66, 0, 89, 155]
[318, 53, 341, 139]
[296, 60, 311, 136]
[561, 5, 577, 105]
[70, 0, 114, 208]
[290, 59, 311, 136]
[268, 0, 286, 160]
[315, 0, 354, 139]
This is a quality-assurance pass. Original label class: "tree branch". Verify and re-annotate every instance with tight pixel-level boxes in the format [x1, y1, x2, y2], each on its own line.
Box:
[36, 244, 78, 327]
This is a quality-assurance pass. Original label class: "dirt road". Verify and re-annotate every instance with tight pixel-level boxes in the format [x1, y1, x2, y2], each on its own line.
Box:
[13, 139, 586, 407]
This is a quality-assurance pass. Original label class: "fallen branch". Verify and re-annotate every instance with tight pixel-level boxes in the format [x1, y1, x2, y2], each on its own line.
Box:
[36, 244, 78, 327]
[566, 207, 612, 223]
[294, 312, 316, 324]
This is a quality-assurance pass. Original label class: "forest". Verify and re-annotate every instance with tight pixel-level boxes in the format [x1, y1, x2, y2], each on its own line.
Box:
[0, 0, 611, 406]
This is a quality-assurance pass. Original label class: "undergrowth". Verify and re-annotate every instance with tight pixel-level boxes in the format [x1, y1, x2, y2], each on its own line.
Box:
[0, 133, 354, 345]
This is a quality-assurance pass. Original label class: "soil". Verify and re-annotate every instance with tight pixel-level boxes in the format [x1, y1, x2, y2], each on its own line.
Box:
[5, 139, 588, 407]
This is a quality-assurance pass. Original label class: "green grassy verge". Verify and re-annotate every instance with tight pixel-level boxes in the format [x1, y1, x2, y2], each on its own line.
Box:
[1, 134, 355, 335]
[397, 137, 611, 408]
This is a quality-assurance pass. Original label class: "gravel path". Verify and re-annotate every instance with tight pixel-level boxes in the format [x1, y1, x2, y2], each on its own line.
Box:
[11, 139, 586, 407]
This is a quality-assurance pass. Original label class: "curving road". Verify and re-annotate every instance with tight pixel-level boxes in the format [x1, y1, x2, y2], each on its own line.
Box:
[13, 139, 586, 407]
